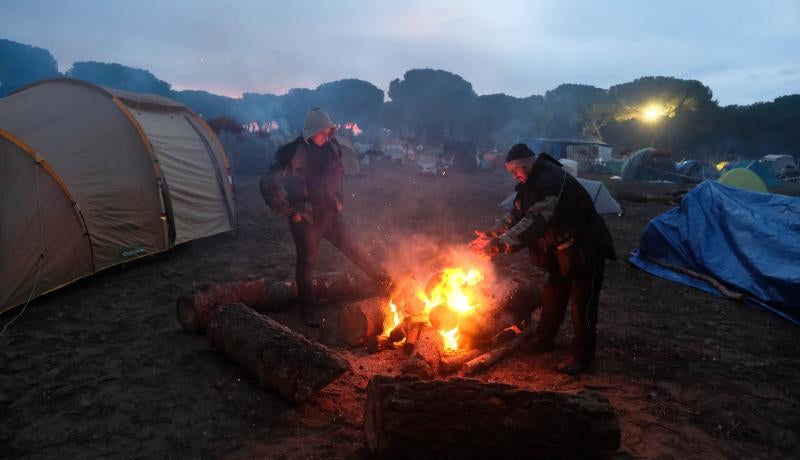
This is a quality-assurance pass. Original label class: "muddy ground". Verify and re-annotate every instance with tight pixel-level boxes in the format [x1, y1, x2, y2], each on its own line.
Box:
[1, 166, 798, 459]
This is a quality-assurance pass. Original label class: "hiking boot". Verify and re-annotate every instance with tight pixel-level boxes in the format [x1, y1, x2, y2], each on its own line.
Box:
[302, 306, 322, 328]
[520, 335, 555, 354]
[557, 355, 591, 376]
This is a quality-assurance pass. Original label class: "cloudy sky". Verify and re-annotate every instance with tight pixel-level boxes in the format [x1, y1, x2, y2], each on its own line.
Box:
[2, 0, 798, 105]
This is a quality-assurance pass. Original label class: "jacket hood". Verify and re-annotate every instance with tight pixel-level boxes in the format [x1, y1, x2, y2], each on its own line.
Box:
[302, 107, 336, 141]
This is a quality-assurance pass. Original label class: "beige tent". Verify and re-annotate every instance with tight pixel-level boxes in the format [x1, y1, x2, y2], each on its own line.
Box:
[0, 78, 236, 313]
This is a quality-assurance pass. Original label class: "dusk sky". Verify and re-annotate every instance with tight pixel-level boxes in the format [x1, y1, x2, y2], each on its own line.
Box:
[2, 0, 798, 106]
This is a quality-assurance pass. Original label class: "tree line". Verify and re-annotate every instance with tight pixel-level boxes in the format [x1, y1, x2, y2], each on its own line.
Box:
[1, 37, 797, 160]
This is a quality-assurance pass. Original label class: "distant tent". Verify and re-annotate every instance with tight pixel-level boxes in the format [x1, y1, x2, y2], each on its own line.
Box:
[621, 148, 680, 182]
[675, 160, 720, 183]
[334, 134, 360, 175]
[0, 78, 236, 313]
[761, 154, 797, 177]
[718, 168, 768, 193]
[629, 181, 800, 325]
[524, 137, 612, 173]
[723, 160, 780, 187]
[499, 177, 622, 216]
[576, 178, 622, 215]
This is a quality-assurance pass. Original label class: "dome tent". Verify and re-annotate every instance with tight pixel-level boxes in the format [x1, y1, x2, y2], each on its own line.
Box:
[621, 148, 680, 182]
[0, 78, 236, 313]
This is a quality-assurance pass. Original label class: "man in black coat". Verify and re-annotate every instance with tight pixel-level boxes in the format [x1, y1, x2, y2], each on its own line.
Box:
[260, 107, 389, 327]
[470, 144, 615, 374]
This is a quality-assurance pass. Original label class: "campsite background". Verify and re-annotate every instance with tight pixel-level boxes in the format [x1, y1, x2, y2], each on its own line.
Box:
[1, 37, 799, 175]
[1, 16, 799, 460]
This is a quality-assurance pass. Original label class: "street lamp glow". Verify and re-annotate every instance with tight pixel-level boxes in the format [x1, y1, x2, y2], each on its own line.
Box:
[642, 104, 665, 122]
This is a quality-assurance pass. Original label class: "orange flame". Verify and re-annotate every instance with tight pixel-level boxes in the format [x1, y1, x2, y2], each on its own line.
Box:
[383, 299, 401, 336]
[415, 267, 484, 351]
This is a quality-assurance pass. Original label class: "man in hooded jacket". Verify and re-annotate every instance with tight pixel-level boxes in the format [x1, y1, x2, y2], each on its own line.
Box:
[470, 144, 615, 374]
[261, 107, 389, 327]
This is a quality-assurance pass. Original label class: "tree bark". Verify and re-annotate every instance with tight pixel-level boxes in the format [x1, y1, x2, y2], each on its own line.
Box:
[206, 303, 351, 403]
[364, 375, 620, 459]
[177, 271, 372, 333]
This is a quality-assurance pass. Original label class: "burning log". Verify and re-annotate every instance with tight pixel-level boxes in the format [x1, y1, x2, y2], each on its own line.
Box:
[366, 335, 394, 354]
[338, 297, 387, 346]
[440, 348, 484, 375]
[388, 321, 407, 343]
[206, 303, 351, 403]
[461, 327, 532, 376]
[364, 375, 621, 459]
[439, 326, 521, 375]
[177, 271, 372, 333]
[427, 305, 459, 331]
[400, 326, 442, 379]
[459, 281, 540, 345]
[402, 322, 424, 355]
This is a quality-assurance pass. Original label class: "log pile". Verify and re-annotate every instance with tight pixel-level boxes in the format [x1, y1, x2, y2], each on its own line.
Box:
[177, 271, 373, 333]
[207, 303, 350, 403]
[339, 280, 539, 350]
[364, 375, 621, 459]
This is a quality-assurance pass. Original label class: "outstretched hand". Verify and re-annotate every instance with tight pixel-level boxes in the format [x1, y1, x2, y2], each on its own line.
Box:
[469, 230, 501, 259]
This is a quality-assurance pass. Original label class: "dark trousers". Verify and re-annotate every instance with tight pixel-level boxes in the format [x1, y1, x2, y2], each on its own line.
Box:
[533, 261, 605, 362]
[290, 212, 382, 309]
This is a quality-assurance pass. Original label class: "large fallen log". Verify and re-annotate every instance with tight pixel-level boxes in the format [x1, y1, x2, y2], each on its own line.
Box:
[364, 375, 620, 459]
[177, 271, 372, 333]
[206, 303, 351, 403]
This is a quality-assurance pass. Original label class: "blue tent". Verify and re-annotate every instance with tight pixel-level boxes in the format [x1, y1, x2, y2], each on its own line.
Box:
[629, 181, 800, 325]
[676, 160, 720, 183]
[723, 160, 781, 187]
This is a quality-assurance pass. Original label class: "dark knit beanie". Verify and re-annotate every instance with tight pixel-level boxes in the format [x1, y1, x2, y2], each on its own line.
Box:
[506, 144, 536, 162]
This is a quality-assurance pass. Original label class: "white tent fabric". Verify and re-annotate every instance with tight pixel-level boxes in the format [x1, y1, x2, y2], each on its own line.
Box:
[499, 178, 622, 216]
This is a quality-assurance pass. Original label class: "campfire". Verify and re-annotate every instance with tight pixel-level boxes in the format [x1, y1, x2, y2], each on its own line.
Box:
[382, 266, 488, 352]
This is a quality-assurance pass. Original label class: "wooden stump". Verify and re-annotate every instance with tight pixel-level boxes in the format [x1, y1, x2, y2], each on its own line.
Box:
[206, 303, 351, 403]
[177, 271, 372, 333]
[364, 375, 620, 459]
[338, 297, 387, 346]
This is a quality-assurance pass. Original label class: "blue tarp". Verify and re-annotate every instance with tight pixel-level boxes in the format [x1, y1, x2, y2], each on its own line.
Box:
[629, 181, 800, 325]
